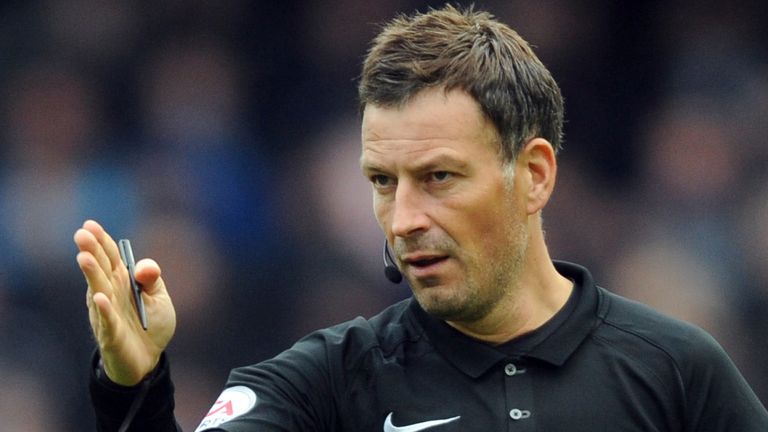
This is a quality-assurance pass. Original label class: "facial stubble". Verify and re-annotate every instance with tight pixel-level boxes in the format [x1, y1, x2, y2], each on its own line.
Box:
[412, 170, 529, 324]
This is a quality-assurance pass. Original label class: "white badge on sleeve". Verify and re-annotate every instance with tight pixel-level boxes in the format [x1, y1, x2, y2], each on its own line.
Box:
[195, 385, 258, 431]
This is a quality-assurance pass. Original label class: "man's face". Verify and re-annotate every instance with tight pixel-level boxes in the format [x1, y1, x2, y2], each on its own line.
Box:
[361, 88, 529, 323]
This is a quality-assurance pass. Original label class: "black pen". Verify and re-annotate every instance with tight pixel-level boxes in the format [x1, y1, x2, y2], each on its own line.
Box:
[118, 239, 148, 330]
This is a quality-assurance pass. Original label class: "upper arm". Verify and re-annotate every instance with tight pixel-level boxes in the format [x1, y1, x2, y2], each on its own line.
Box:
[195, 333, 338, 432]
[679, 328, 768, 431]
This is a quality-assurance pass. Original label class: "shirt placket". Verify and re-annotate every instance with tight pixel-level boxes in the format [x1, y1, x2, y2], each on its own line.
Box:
[503, 358, 534, 431]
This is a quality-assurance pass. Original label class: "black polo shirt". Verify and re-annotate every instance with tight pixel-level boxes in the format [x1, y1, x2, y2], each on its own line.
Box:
[92, 261, 768, 431]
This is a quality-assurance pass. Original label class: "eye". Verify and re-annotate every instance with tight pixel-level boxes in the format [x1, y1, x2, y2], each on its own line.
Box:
[370, 174, 395, 188]
[430, 171, 452, 182]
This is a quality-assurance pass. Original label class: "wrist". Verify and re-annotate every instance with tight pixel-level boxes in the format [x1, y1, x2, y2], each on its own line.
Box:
[94, 352, 162, 390]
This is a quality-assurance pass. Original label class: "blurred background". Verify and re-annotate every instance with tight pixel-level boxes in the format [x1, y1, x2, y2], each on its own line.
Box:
[0, 0, 765, 429]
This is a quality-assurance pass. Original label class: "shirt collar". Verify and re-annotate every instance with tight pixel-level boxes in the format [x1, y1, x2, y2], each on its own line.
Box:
[407, 260, 601, 378]
[525, 261, 602, 366]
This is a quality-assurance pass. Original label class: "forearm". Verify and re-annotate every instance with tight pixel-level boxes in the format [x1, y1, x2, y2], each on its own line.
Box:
[90, 350, 182, 432]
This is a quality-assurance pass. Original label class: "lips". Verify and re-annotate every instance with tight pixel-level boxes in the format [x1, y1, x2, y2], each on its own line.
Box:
[402, 252, 450, 271]
[407, 256, 448, 267]
[398, 249, 453, 282]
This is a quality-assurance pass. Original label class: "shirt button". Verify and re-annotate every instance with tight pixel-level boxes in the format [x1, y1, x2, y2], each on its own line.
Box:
[504, 363, 518, 376]
[509, 409, 531, 420]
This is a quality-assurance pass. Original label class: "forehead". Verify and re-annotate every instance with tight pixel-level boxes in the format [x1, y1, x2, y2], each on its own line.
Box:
[361, 88, 499, 164]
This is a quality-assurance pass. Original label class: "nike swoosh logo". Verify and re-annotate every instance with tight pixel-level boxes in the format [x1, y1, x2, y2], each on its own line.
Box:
[383, 412, 460, 432]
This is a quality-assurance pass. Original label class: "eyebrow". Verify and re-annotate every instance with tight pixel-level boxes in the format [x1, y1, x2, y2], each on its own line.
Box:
[416, 154, 469, 173]
[360, 152, 469, 175]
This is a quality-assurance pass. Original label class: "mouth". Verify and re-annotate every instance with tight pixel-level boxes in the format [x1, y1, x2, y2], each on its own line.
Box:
[407, 256, 448, 267]
[402, 253, 450, 276]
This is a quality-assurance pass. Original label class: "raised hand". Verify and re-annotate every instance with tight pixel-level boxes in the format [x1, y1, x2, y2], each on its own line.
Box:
[74, 220, 177, 386]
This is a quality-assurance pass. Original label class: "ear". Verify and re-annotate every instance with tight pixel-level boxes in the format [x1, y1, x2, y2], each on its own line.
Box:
[519, 138, 557, 215]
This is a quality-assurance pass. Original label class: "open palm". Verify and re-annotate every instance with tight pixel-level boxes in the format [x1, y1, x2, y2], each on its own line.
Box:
[75, 220, 177, 386]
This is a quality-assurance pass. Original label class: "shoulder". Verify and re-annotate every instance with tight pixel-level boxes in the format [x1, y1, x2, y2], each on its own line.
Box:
[267, 298, 418, 369]
[226, 299, 417, 401]
[593, 287, 729, 378]
[592, 289, 768, 426]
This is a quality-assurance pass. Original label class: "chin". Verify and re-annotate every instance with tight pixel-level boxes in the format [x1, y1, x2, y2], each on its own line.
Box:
[413, 283, 493, 323]
[413, 289, 468, 321]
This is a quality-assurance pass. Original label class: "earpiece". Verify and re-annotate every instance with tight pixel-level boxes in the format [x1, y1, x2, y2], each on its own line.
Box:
[383, 241, 403, 284]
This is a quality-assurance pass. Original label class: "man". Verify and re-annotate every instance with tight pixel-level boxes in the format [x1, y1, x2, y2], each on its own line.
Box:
[74, 5, 768, 431]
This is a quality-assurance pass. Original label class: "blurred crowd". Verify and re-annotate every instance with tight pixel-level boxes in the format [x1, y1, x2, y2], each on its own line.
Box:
[0, 1, 765, 430]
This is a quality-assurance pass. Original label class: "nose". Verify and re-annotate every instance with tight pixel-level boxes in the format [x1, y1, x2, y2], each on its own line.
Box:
[390, 182, 431, 238]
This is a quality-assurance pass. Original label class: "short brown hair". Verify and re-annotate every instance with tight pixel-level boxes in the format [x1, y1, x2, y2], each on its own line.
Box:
[358, 4, 564, 161]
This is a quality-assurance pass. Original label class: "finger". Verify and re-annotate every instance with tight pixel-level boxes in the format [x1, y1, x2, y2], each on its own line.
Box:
[86, 289, 108, 334]
[77, 251, 114, 299]
[91, 292, 126, 347]
[86, 287, 100, 331]
[92, 292, 116, 327]
[79, 251, 138, 330]
[74, 227, 113, 278]
[82, 220, 123, 273]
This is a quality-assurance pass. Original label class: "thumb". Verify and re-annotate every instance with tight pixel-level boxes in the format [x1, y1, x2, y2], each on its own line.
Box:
[134, 258, 163, 294]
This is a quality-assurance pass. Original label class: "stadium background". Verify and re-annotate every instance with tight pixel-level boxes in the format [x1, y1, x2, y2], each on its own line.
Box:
[0, 1, 766, 429]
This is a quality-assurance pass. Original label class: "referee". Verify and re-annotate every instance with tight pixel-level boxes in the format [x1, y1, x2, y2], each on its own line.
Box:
[74, 5, 768, 431]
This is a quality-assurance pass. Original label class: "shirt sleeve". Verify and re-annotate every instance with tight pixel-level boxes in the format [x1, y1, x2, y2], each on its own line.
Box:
[89, 350, 183, 432]
[681, 328, 768, 431]
[196, 330, 342, 432]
